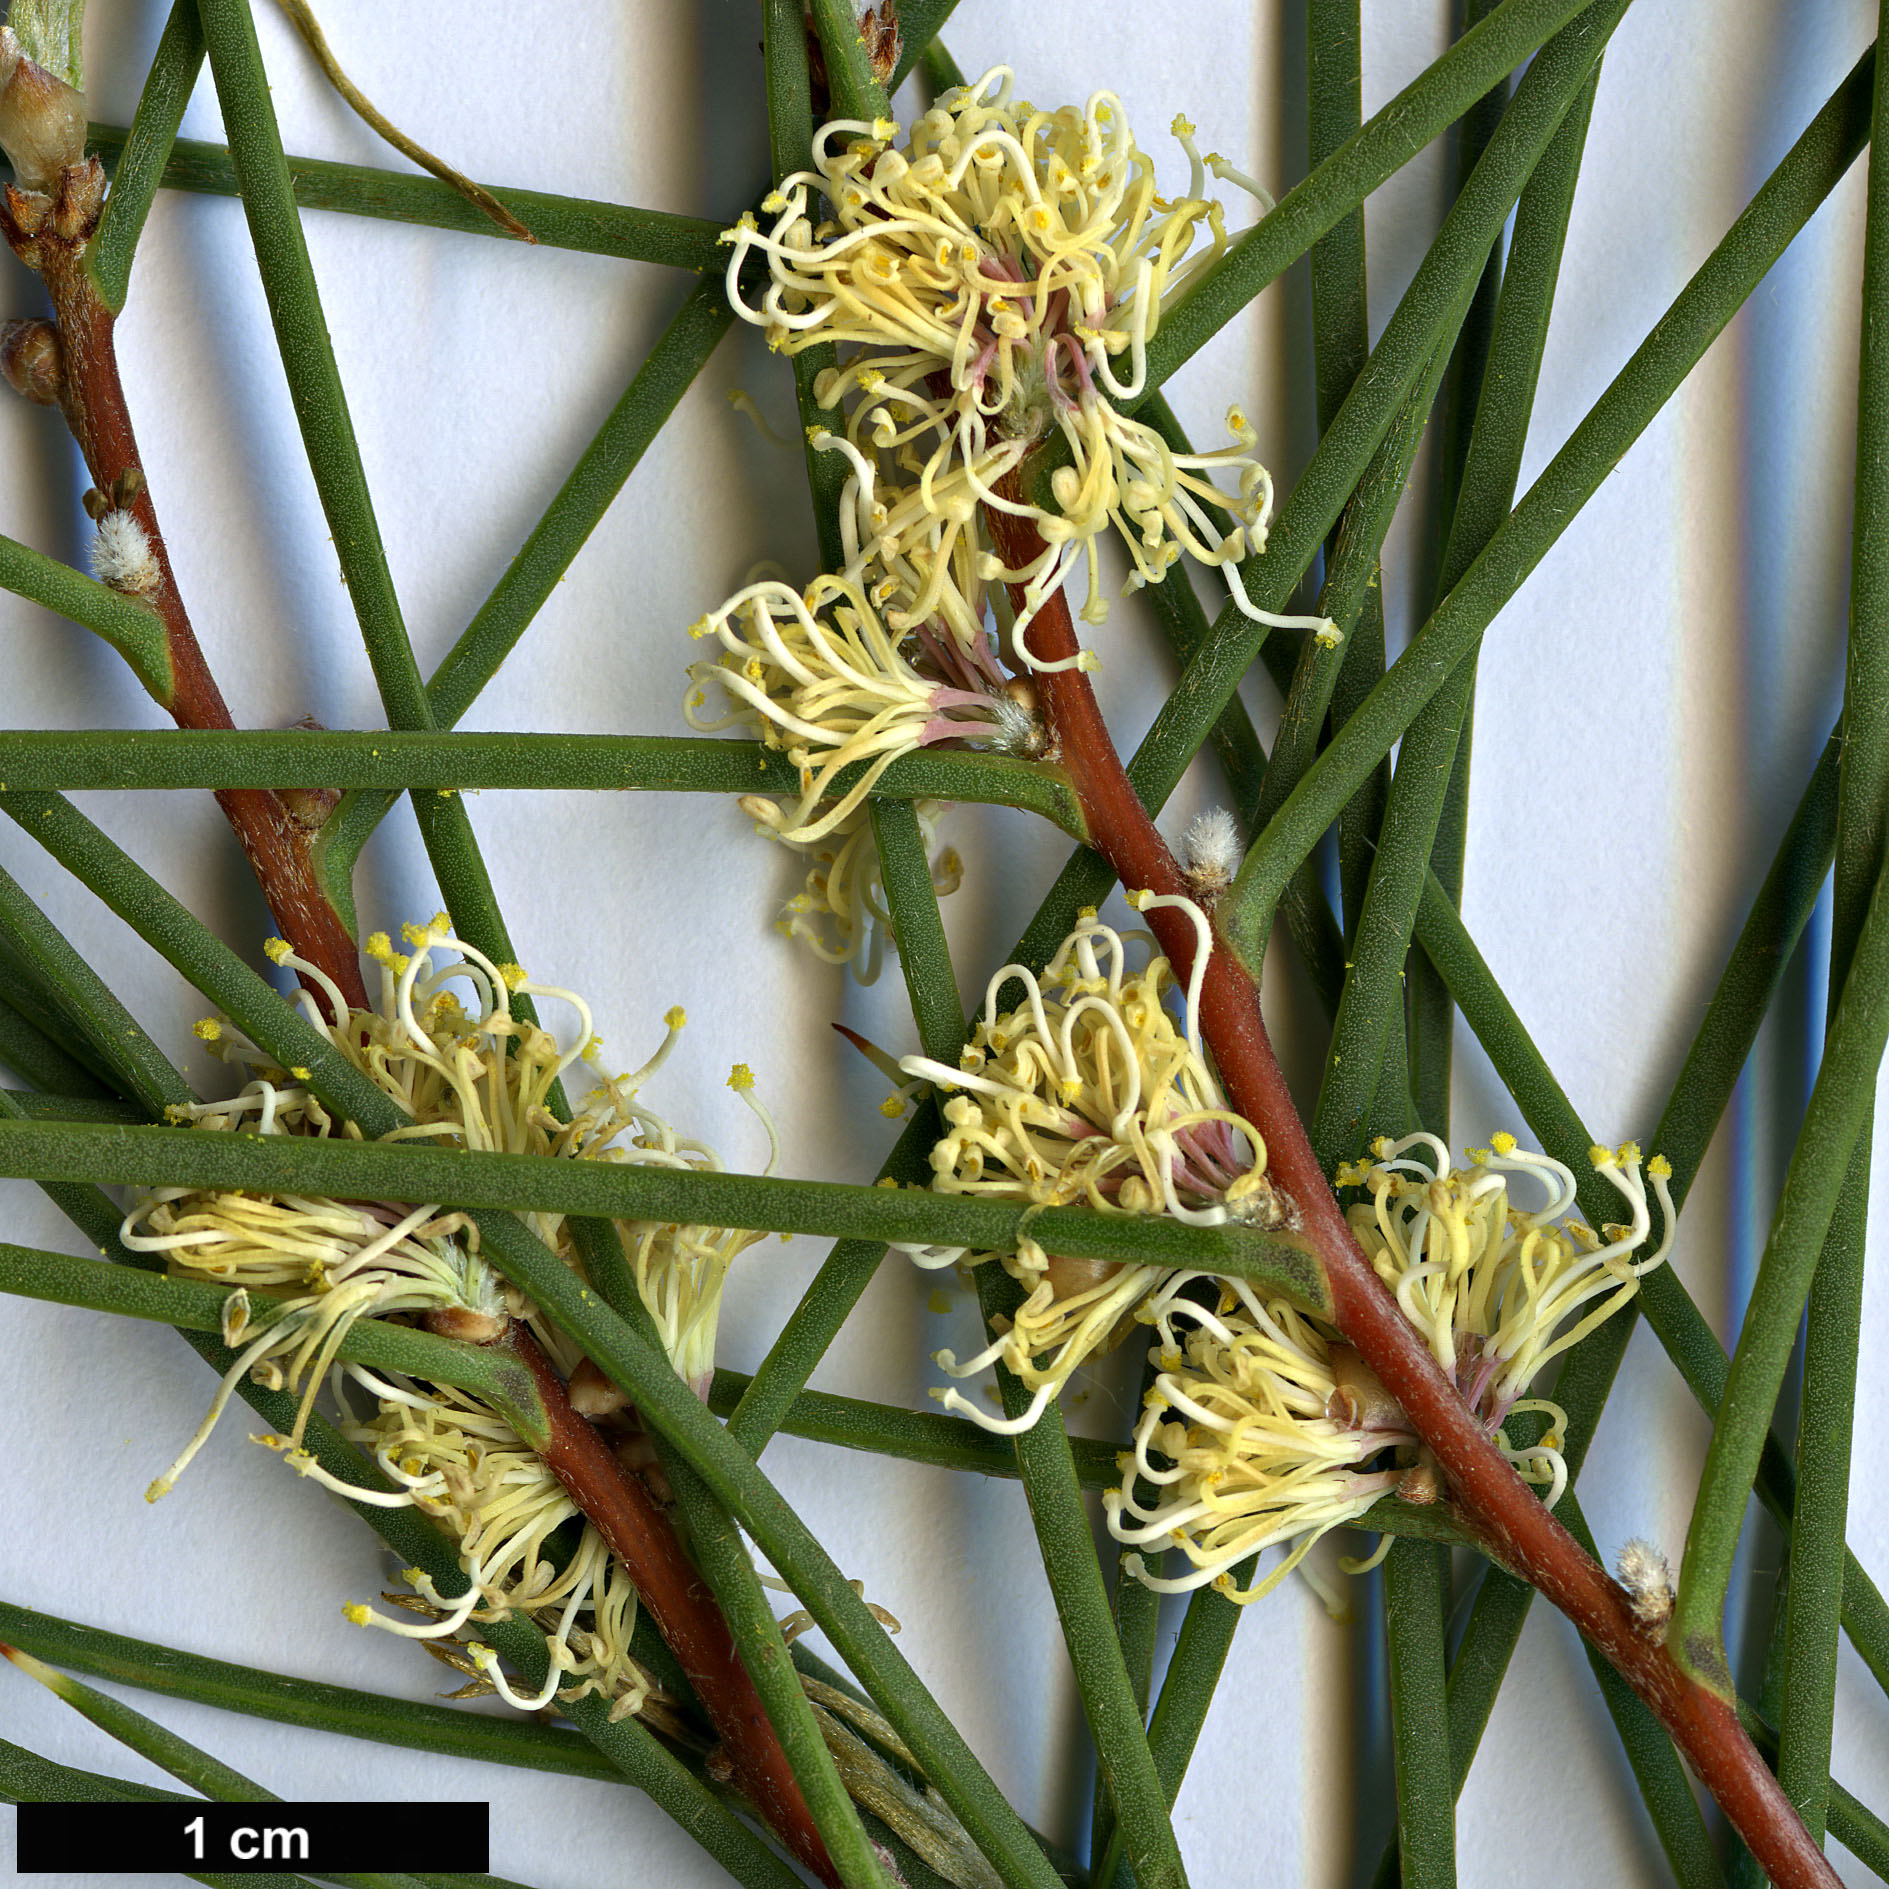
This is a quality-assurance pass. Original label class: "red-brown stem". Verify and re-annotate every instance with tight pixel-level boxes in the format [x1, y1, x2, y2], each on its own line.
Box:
[499, 1323, 841, 1889]
[3, 162, 368, 1007]
[985, 494, 1838, 1889]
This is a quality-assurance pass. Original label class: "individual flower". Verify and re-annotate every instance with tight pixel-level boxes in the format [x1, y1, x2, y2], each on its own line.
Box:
[721, 69, 1335, 657]
[125, 921, 776, 1708]
[1105, 1132, 1675, 1606]
[684, 572, 1041, 843]
[737, 793, 963, 984]
[894, 893, 1286, 1432]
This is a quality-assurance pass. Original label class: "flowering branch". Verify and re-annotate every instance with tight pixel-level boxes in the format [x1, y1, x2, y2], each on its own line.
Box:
[979, 493, 1840, 1889]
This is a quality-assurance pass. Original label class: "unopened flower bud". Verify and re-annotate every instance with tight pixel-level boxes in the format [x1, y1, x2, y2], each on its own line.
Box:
[0, 28, 88, 195]
[1044, 1252, 1123, 1303]
[279, 784, 340, 830]
[1325, 1345, 1404, 1432]
[275, 713, 340, 830]
[0, 316, 60, 404]
[568, 1355, 630, 1420]
[423, 1304, 510, 1345]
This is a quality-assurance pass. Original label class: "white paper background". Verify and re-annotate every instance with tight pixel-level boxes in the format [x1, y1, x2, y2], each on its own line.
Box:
[0, 2, 1886, 1883]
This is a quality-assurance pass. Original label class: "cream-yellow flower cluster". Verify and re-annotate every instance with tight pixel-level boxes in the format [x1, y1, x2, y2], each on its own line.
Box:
[696, 72, 1332, 977]
[895, 895, 1286, 1433]
[128, 920, 774, 1711]
[1104, 1133, 1675, 1606]
[722, 70, 1323, 647]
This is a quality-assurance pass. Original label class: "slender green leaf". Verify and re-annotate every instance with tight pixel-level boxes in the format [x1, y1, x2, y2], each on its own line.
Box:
[82, 125, 727, 269]
[0, 1599, 629, 1788]
[0, 858, 191, 1118]
[3, 1647, 265, 1803]
[0, 996, 112, 1099]
[1222, 43, 1876, 960]
[914, 39, 965, 95]
[808, 0, 891, 124]
[0, 729, 1080, 833]
[1304, 0, 1390, 949]
[887, 0, 963, 90]
[977, 1271, 1186, 1889]
[0, 532, 174, 702]
[1088, 1353, 1164, 1889]
[762, 0, 849, 568]
[1675, 842, 1889, 1673]
[1773, 0, 1889, 1839]
[195, 0, 432, 737]
[670, 1459, 894, 1889]
[871, 798, 965, 1065]
[0, 1113, 1332, 1296]
[0, 1237, 542, 1413]
[1384, 1541, 1456, 1888]
[87, 0, 206, 313]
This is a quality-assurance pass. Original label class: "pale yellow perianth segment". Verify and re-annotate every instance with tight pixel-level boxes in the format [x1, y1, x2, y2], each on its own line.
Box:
[1106, 1131, 1675, 1606]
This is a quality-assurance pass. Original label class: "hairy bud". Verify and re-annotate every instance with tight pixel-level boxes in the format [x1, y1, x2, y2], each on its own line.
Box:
[0, 316, 60, 404]
[0, 28, 88, 196]
[1616, 1537, 1675, 1636]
